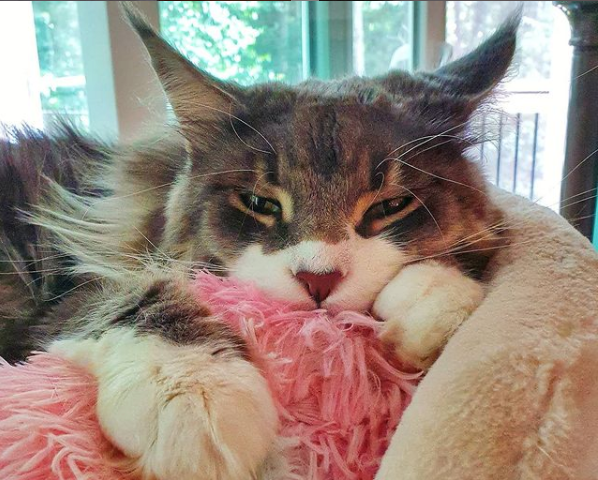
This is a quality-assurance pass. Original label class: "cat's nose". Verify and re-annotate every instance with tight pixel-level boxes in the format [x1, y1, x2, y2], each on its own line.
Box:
[295, 270, 342, 304]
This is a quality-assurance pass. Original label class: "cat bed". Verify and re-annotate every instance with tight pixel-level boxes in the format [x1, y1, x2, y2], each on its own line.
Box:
[376, 188, 598, 480]
[0, 189, 597, 480]
[0, 274, 419, 480]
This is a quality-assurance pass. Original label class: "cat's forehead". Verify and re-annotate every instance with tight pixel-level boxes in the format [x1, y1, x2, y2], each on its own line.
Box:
[255, 95, 405, 161]
[291, 100, 397, 134]
[232, 112, 407, 225]
[207, 84, 435, 199]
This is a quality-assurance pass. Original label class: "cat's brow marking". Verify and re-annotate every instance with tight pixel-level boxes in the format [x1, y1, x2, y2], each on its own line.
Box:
[350, 189, 384, 226]
[349, 170, 399, 227]
[250, 158, 295, 223]
[274, 188, 294, 223]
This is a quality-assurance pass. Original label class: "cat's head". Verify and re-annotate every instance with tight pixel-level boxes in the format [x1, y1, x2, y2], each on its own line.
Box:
[127, 7, 517, 312]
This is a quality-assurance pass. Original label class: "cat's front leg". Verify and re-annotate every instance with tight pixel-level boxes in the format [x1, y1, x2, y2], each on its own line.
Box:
[373, 260, 484, 370]
[49, 274, 278, 480]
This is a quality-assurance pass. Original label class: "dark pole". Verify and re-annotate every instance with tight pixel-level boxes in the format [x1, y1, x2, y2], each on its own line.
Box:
[555, 1, 598, 240]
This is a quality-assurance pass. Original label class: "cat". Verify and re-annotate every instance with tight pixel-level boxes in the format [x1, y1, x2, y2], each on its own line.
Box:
[0, 5, 517, 479]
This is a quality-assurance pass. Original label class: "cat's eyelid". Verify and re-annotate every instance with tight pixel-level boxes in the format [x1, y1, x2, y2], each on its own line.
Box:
[229, 188, 295, 225]
[250, 186, 294, 223]
[350, 189, 408, 225]
[369, 197, 420, 229]
[229, 193, 276, 227]
[355, 195, 420, 237]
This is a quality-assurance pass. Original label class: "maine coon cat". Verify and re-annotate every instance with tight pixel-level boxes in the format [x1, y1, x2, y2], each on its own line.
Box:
[0, 5, 517, 479]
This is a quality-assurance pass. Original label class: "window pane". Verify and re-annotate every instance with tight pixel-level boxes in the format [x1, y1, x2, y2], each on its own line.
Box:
[0, 1, 44, 133]
[446, 2, 571, 211]
[160, 1, 305, 85]
[32, 1, 89, 130]
[353, 1, 413, 75]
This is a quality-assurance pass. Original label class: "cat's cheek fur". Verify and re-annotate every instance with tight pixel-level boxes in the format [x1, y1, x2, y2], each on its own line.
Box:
[49, 328, 279, 480]
[373, 261, 485, 370]
[231, 235, 406, 312]
[231, 244, 313, 309]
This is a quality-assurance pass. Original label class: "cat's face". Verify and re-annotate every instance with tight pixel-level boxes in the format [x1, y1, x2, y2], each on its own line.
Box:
[129, 10, 516, 312]
[180, 90, 496, 312]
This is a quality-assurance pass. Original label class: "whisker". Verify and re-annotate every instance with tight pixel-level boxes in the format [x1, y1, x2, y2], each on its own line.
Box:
[383, 122, 469, 160]
[397, 185, 447, 245]
[100, 169, 258, 203]
[558, 192, 598, 212]
[193, 102, 277, 155]
[407, 238, 537, 264]
[364, 172, 387, 212]
[0, 267, 67, 277]
[401, 139, 455, 164]
[532, 146, 598, 207]
[575, 63, 598, 79]
[387, 157, 486, 194]
[0, 251, 72, 265]
[0, 239, 38, 300]
[43, 277, 98, 303]
[229, 114, 273, 155]
[433, 223, 507, 254]
[565, 213, 597, 223]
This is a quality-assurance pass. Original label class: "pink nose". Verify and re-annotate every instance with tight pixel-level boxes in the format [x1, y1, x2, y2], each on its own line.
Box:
[295, 270, 342, 304]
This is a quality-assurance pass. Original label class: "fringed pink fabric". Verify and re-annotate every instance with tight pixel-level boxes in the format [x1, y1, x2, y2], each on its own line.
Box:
[193, 273, 420, 479]
[0, 273, 419, 480]
[0, 355, 126, 480]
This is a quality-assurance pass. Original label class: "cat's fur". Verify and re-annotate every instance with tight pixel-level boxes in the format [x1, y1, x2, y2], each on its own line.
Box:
[0, 6, 518, 479]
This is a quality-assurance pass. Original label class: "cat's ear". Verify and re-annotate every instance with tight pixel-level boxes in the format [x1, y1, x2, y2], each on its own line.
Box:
[378, 11, 519, 116]
[122, 3, 240, 128]
[428, 11, 520, 102]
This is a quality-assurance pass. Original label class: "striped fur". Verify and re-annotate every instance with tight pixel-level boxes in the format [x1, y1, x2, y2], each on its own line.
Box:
[0, 125, 108, 360]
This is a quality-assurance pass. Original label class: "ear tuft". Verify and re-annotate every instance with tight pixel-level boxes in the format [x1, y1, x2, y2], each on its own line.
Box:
[431, 9, 521, 98]
[121, 2, 155, 40]
[120, 2, 240, 130]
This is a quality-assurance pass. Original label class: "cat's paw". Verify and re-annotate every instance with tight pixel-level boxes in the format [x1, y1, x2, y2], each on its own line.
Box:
[372, 261, 484, 370]
[51, 329, 278, 480]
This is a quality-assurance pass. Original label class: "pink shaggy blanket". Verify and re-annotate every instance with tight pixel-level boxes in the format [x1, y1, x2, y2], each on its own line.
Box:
[0, 273, 419, 480]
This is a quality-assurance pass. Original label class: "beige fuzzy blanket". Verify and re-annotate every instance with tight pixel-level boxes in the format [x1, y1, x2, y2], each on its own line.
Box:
[377, 189, 598, 479]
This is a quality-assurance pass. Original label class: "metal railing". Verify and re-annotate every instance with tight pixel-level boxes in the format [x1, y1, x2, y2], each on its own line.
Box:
[474, 110, 543, 201]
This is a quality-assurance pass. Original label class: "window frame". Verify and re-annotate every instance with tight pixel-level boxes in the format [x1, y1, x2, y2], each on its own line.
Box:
[76, 0, 165, 141]
[78, 1, 436, 136]
[305, 1, 442, 79]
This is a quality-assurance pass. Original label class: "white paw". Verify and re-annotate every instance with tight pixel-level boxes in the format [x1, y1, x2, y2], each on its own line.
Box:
[50, 329, 278, 480]
[373, 261, 484, 370]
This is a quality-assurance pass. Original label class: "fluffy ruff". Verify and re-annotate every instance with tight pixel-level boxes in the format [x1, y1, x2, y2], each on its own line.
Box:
[0, 272, 419, 480]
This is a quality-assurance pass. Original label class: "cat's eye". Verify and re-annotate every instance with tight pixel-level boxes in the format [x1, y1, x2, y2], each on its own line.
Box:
[366, 196, 414, 220]
[239, 193, 282, 216]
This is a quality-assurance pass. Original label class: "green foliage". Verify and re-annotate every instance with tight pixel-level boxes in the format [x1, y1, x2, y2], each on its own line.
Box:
[32, 1, 88, 127]
[160, 1, 303, 85]
[161, 1, 411, 83]
[29, 0, 411, 126]
[358, 1, 410, 75]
